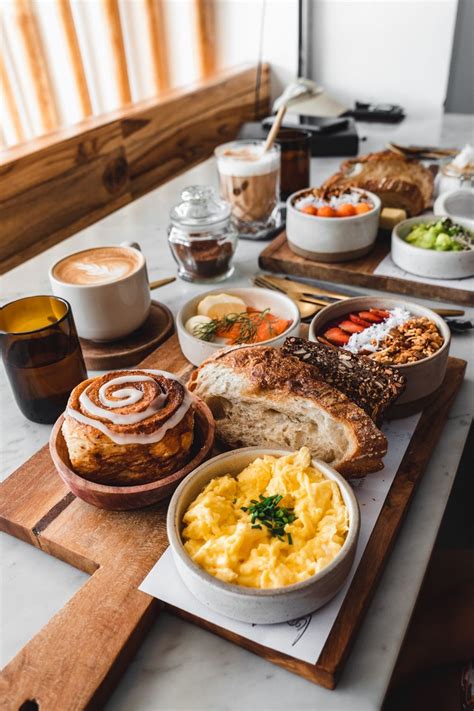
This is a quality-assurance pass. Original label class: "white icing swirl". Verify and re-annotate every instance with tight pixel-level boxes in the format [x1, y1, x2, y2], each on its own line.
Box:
[67, 369, 193, 445]
[79, 375, 168, 424]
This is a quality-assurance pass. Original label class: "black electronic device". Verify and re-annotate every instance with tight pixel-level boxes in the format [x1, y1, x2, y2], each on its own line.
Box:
[262, 114, 349, 134]
[346, 102, 405, 123]
[238, 118, 359, 157]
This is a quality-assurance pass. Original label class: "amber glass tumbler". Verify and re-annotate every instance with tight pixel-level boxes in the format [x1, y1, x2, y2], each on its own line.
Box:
[0, 295, 87, 423]
[276, 129, 311, 202]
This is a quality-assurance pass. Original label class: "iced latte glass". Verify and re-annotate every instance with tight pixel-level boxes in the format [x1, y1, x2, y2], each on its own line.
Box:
[215, 140, 281, 239]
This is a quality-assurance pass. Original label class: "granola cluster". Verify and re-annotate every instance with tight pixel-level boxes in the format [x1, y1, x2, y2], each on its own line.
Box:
[370, 317, 444, 365]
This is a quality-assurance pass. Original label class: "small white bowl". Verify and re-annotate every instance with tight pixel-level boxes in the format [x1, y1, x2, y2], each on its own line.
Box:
[434, 189, 474, 230]
[308, 296, 451, 408]
[177, 287, 300, 366]
[286, 188, 382, 263]
[392, 213, 474, 280]
[167, 447, 360, 624]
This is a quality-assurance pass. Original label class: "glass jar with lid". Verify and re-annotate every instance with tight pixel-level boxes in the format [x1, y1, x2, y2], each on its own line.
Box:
[168, 185, 238, 283]
[437, 145, 474, 196]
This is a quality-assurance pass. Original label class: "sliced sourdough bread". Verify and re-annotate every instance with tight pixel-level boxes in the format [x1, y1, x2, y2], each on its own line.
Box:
[187, 345, 387, 477]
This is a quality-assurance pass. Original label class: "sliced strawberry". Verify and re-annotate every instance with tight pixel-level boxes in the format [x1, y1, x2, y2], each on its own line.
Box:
[317, 335, 336, 348]
[339, 320, 365, 334]
[324, 327, 350, 346]
[358, 310, 382, 323]
[349, 313, 371, 328]
[370, 308, 390, 319]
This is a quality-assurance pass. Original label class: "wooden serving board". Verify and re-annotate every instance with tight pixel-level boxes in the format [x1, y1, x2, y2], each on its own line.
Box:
[259, 231, 474, 306]
[0, 334, 467, 709]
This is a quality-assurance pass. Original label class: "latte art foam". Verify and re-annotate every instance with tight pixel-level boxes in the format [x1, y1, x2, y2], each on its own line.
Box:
[52, 246, 141, 285]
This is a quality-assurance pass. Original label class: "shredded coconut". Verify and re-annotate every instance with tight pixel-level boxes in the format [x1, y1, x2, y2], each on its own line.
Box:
[296, 190, 370, 211]
[343, 308, 411, 354]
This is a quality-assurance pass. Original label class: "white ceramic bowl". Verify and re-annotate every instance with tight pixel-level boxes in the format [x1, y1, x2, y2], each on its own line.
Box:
[391, 213, 474, 279]
[308, 296, 451, 408]
[433, 189, 474, 230]
[177, 287, 300, 366]
[167, 447, 360, 624]
[286, 188, 382, 263]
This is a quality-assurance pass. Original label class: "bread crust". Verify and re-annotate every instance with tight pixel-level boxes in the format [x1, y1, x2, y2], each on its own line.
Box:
[188, 345, 387, 477]
[323, 150, 434, 216]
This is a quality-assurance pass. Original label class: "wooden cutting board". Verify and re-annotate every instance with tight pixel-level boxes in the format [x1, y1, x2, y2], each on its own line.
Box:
[0, 334, 466, 709]
[259, 231, 474, 306]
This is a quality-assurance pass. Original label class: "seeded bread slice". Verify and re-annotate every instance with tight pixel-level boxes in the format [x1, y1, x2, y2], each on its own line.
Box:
[187, 345, 388, 478]
[282, 337, 405, 422]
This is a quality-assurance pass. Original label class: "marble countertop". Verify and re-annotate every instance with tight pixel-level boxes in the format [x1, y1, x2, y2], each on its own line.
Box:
[1, 112, 473, 710]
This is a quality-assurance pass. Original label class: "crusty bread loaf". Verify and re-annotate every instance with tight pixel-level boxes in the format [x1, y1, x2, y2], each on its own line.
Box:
[323, 150, 434, 216]
[187, 346, 387, 477]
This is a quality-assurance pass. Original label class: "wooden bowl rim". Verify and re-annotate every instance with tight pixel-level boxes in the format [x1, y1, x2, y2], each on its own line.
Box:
[49, 397, 215, 495]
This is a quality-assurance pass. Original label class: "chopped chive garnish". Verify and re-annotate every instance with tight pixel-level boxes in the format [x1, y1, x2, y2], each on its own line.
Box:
[241, 494, 297, 544]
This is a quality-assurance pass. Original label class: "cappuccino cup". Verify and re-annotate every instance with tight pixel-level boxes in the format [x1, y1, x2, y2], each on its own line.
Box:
[49, 243, 151, 342]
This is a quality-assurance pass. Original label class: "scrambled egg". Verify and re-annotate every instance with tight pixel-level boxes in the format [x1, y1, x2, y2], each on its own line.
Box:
[182, 448, 349, 589]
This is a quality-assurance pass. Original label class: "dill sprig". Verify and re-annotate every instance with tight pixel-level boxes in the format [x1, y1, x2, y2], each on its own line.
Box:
[192, 308, 274, 344]
[241, 494, 297, 544]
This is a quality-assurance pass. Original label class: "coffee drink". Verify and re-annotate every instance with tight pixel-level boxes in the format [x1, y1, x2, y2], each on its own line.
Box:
[215, 140, 281, 239]
[52, 246, 141, 286]
[49, 243, 151, 342]
[275, 129, 311, 202]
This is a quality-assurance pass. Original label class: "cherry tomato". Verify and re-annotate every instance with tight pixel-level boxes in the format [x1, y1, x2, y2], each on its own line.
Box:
[301, 204, 319, 216]
[317, 206, 337, 218]
[335, 203, 356, 217]
[354, 202, 372, 214]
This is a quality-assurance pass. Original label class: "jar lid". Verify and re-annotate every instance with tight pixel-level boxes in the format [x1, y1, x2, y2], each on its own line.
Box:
[170, 185, 231, 230]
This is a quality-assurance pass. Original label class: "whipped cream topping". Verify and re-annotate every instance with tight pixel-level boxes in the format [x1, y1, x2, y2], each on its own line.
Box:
[343, 308, 411, 354]
[216, 147, 280, 177]
[67, 369, 193, 445]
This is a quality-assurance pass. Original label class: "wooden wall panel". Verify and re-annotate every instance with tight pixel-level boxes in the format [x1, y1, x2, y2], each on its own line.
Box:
[144, 0, 170, 93]
[195, 0, 217, 78]
[102, 0, 132, 105]
[0, 57, 26, 144]
[0, 64, 270, 274]
[57, 0, 93, 117]
[14, 0, 60, 133]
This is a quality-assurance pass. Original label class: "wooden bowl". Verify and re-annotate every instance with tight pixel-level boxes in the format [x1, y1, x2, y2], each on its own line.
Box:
[49, 398, 215, 511]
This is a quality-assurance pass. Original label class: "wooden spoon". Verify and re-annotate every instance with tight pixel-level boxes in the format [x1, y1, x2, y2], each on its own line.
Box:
[262, 104, 287, 153]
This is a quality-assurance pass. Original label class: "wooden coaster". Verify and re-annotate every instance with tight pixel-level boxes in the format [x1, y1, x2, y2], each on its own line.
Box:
[80, 300, 174, 370]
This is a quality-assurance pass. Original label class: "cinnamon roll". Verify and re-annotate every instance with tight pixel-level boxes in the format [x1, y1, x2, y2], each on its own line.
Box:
[62, 369, 195, 485]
